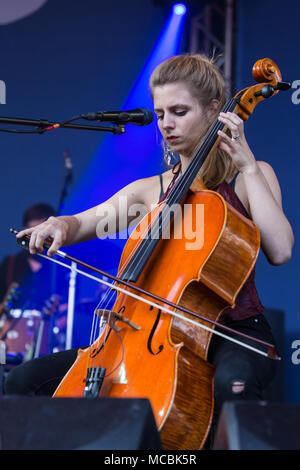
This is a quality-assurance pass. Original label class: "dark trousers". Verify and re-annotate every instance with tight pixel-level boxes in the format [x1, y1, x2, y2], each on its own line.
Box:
[205, 313, 278, 448]
[4, 314, 278, 446]
[5, 346, 80, 396]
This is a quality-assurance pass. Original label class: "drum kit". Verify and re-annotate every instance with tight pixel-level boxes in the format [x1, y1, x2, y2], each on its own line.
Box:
[0, 282, 62, 369]
[0, 280, 108, 372]
[0, 249, 113, 398]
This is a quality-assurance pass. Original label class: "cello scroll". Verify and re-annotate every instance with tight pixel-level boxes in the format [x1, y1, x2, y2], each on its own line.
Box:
[234, 58, 291, 121]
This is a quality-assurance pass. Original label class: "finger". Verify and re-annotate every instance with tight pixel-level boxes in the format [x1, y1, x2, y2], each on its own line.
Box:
[219, 112, 243, 126]
[28, 231, 38, 254]
[218, 140, 233, 155]
[35, 230, 51, 253]
[47, 234, 64, 257]
[218, 116, 240, 136]
[16, 227, 35, 238]
[217, 129, 235, 145]
[218, 112, 244, 137]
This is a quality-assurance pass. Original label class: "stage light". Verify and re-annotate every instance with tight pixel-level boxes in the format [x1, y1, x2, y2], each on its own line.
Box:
[61, 2, 187, 346]
[173, 3, 187, 16]
[63, 2, 186, 252]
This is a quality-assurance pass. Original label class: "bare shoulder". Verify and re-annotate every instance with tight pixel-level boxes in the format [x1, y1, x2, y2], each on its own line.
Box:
[134, 169, 174, 210]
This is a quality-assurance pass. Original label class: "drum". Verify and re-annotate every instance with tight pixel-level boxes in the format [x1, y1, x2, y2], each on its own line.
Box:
[0, 309, 42, 361]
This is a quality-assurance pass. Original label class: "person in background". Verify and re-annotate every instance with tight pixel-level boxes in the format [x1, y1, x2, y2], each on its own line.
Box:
[0, 203, 56, 310]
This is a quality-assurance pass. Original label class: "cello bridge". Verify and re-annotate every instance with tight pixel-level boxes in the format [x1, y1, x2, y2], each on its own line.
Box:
[95, 309, 141, 333]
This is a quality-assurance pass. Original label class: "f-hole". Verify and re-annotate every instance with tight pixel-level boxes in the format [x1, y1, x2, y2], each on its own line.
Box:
[147, 305, 164, 355]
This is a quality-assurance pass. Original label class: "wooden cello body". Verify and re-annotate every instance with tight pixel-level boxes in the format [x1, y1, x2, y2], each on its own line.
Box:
[53, 189, 260, 449]
[52, 58, 287, 449]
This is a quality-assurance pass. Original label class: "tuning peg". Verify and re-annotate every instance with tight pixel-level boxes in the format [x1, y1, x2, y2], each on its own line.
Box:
[254, 81, 291, 99]
[254, 85, 275, 98]
[274, 81, 291, 91]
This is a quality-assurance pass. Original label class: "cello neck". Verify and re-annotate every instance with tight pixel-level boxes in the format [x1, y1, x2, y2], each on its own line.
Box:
[120, 97, 237, 283]
[166, 96, 237, 206]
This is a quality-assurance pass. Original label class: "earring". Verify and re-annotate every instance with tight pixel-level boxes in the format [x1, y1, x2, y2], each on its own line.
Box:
[163, 140, 180, 165]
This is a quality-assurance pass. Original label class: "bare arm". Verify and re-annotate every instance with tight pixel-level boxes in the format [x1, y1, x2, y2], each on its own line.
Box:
[237, 161, 294, 265]
[16, 175, 160, 256]
[71, 178, 152, 242]
[218, 111, 294, 266]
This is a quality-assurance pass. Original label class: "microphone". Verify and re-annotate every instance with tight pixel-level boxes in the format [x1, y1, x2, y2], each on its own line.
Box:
[82, 108, 153, 126]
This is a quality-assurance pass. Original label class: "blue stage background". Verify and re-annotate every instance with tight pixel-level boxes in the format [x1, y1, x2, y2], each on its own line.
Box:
[0, 0, 299, 402]
[236, 0, 300, 403]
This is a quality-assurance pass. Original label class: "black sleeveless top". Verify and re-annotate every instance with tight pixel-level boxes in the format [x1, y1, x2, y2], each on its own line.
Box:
[158, 170, 264, 324]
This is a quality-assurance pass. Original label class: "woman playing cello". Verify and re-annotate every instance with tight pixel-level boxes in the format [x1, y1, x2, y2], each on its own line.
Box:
[5, 54, 294, 448]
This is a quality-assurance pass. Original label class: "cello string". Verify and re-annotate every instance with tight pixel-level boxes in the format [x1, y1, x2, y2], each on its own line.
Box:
[58, 98, 237, 375]
[86, 97, 239, 373]
[151, 98, 237, 220]
[170, 97, 237, 196]
[91, 203, 172, 372]
[38, 98, 239, 375]
[86, 203, 162, 359]
[82, 211, 154, 370]
[126, 98, 237, 280]
[86, 97, 237, 355]
[85, 201, 168, 374]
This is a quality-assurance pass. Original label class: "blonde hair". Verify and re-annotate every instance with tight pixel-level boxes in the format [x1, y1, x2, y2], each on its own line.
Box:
[149, 54, 237, 189]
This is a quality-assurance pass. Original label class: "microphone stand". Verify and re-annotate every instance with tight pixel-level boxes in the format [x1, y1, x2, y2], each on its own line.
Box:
[0, 113, 125, 351]
[57, 151, 73, 215]
[0, 340, 5, 396]
[65, 262, 77, 350]
[0, 116, 125, 134]
[56, 150, 76, 350]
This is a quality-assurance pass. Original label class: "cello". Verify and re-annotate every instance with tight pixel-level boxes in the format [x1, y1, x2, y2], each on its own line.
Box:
[14, 58, 290, 449]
